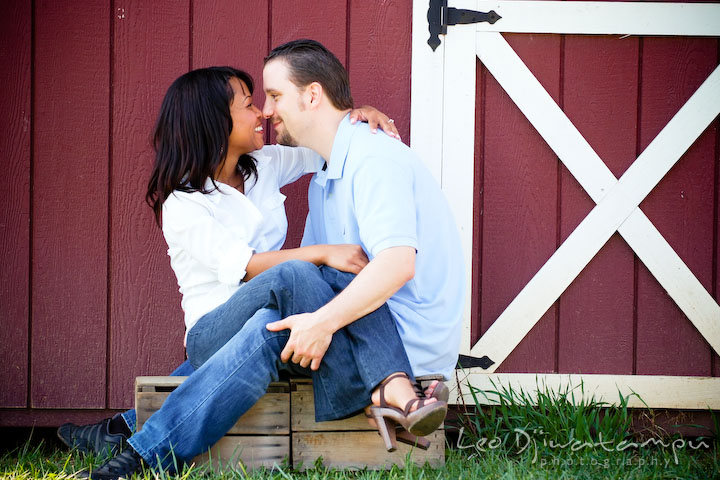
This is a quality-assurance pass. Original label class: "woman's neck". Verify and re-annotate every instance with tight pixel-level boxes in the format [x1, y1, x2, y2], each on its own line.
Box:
[214, 157, 245, 192]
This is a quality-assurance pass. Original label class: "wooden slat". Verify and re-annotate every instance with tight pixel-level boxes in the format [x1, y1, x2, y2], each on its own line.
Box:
[442, 0, 476, 356]
[109, 0, 188, 409]
[410, 0, 444, 180]
[291, 381, 372, 432]
[293, 430, 444, 470]
[135, 377, 290, 435]
[636, 37, 718, 376]
[473, 1, 720, 36]
[271, 0, 347, 248]
[193, 436, 290, 470]
[559, 34, 638, 374]
[136, 391, 289, 435]
[32, 0, 110, 409]
[478, 33, 560, 371]
[291, 376, 445, 432]
[349, 0, 412, 143]
[449, 372, 720, 409]
[192, 0, 268, 103]
[0, 0, 31, 408]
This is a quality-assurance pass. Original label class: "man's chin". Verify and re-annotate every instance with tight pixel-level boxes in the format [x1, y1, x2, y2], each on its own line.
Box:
[277, 131, 298, 147]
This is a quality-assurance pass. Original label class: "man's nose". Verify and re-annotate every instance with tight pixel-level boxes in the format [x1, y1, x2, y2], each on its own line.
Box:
[262, 100, 273, 119]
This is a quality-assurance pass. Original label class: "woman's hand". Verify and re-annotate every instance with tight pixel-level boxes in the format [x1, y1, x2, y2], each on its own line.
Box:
[349, 105, 401, 140]
[321, 244, 369, 274]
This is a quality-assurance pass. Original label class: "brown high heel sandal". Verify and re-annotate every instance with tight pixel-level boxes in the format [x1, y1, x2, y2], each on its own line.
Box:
[364, 413, 431, 451]
[414, 380, 449, 403]
[369, 373, 447, 452]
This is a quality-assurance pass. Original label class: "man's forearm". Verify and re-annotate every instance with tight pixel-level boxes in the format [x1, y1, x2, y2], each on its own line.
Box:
[315, 246, 416, 332]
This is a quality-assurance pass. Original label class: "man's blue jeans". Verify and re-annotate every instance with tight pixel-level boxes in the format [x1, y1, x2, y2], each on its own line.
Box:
[127, 261, 412, 471]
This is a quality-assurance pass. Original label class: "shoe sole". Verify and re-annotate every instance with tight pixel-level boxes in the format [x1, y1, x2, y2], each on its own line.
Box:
[407, 403, 447, 437]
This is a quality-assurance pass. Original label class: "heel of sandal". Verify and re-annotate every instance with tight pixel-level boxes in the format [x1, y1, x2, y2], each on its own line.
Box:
[371, 408, 398, 452]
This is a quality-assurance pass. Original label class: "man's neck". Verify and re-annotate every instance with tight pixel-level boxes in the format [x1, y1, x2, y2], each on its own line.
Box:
[301, 109, 351, 162]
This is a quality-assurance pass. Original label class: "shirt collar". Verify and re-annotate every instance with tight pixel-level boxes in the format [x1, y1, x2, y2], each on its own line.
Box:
[326, 113, 355, 180]
[202, 149, 269, 198]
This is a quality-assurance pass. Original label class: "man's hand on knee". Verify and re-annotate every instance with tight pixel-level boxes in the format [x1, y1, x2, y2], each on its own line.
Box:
[266, 313, 334, 370]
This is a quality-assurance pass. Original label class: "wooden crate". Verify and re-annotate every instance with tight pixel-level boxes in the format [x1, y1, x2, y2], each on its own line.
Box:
[135, 376, 290, 470]
[290, 377, 445, 470]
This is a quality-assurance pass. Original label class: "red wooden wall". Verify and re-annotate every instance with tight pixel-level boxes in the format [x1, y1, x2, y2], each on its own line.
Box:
[0, 0, 411, 426]
[471, 32, 720, 377]
[0, 0, 717, 428]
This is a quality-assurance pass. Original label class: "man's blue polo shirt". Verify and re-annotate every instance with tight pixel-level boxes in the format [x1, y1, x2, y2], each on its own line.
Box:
[301, 115, 465, 379]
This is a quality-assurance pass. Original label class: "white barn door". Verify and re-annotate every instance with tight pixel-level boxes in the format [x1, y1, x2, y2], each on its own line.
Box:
[410, 0, 720, 408]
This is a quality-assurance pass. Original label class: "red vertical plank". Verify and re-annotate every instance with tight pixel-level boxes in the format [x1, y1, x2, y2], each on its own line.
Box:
[636, 38, 717, 376]
[716, 114, 720, 378]
[109, 0, 189, 409]
[716, 127, 719, 379]
[272, 0, 348, 248]
[348, 0, 412, 143]
[193, 0, 268, 98]
[32, 0, 110, 408]
[0, 0, 31, 408]
[558, 36, 638, 374]
[480, 35, 560, 373]
[471, 59, 486, 346]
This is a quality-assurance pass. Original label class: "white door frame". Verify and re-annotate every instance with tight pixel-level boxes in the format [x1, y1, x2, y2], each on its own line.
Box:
[410, 0, 720, 409]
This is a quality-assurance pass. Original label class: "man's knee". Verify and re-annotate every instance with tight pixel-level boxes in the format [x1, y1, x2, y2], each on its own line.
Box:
[270, 259, 320, 284]
[320, 265, 357, 291]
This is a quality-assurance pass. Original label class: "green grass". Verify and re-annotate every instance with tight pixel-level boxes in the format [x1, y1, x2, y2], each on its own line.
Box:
[2, 380, 718, 479]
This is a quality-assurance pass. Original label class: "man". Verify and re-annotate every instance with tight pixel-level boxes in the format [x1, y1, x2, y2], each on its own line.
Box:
[261, 39, 465, 382]
[70, 39, 463, 479]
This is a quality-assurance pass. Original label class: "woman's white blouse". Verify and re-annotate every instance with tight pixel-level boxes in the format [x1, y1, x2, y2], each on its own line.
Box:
[161, 145, 324, 334]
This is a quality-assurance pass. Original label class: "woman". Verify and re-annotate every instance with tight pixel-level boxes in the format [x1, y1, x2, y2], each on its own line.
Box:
[62, 67, 445, 476]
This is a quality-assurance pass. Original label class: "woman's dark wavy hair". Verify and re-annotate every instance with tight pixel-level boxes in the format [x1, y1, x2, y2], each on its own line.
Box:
[146, 66, 258, 226]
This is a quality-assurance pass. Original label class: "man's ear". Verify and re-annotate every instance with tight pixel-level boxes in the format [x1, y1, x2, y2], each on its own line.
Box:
[307, 82, 323, 109]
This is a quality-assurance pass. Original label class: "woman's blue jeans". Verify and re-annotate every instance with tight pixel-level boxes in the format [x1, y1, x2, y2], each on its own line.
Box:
[127, 260, 412, 471]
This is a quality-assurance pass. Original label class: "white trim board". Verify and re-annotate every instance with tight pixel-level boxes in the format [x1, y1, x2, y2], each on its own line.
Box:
[447, 372, 720, 410]
[475, 1, 720, 36]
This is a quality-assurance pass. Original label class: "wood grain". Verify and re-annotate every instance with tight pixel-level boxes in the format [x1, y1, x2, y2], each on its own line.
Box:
[452, 371, 720, 409]
[109, 0, 189, 409]
[193, 435, 290, 470]
[479, 34, 560, 373]
[291, 381, 373, 432]
[135, 377, 290, 434]
[349, 0, 412, 142]
[0, 0, 31, 408]
[31, 0, 110, 408]
[293, 430, 445, 470]
[559, 35, 638, 374]
[192, 0, 269, 107]
[636, 37, 717, 376]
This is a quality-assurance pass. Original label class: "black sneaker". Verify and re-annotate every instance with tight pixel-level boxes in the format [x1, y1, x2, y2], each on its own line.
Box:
[76, 448, 144, 480]
[57, 415, 128, 457]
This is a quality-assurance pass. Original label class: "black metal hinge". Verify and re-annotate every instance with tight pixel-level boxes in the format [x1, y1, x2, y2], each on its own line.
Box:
[428, 0, 502, 51]
[457, 354, 495, 370]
